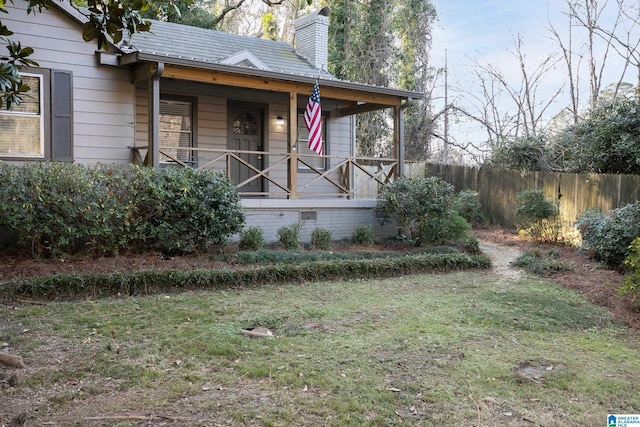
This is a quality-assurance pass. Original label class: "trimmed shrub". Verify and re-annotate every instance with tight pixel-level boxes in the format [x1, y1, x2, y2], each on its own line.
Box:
[231, 247, 460, 265]
[351, 225, 376, 245]
[311, 228, 332, 250]
[145, 167, 244, 254]
[579, 203, 640, 267]
[453, 190, 485, 225]
[620, 237, 640, 302]
[512, 250, 573, 276]
[576, 202, 640, 268]
[418, 211, 471, 246]
[575, 208, 608, 259]
[239, 226, 265, 251]
[277, 223, 301, 250]
[0, 163, 244, 257]
[6, 252, 491, 299]
[0, 162, 121, 257]
[455, 234, 480, 254]
[376, 176, 470, 246]
[514, 190, 560, 242]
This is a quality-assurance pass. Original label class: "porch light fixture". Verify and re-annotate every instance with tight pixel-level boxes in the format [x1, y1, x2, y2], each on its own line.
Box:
[276, 116, 285, 126]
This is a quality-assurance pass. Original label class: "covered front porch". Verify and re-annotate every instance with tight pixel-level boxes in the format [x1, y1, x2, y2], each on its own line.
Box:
[117, 49, 422, 241]
[123, 57, 421, 201]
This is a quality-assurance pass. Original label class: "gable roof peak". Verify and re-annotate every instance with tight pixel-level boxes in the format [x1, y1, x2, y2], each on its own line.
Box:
[220, 50, 271, 71]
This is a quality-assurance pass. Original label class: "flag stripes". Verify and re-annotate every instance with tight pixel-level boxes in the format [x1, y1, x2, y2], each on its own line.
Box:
[304, 81, 323, 155]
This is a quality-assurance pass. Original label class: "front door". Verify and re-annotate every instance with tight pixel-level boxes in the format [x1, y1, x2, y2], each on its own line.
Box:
[228, 105, 265, 194]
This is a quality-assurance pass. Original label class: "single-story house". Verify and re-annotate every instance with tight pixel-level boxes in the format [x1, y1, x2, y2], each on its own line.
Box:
[1, 2, 423, 242]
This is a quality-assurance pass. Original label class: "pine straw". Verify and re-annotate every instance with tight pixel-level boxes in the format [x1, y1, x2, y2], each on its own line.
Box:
[473, 227, 638, 329]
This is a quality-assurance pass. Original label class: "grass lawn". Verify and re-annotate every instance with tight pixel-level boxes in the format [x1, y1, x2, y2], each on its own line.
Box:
[2, 270, 639, 426]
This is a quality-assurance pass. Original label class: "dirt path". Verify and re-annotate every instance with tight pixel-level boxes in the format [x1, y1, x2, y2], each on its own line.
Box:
[473, 228, 639, 329]
[478, 239, 523, 280]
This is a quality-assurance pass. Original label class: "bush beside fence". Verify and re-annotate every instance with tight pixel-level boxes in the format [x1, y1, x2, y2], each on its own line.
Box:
[414, 162, 640, 240]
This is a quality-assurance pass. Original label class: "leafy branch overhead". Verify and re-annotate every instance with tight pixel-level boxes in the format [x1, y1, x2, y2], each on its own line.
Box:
[0, 0, 191, 108]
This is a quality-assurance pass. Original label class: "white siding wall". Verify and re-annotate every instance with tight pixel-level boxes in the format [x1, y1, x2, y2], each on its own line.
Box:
[7, 3, 136, 165]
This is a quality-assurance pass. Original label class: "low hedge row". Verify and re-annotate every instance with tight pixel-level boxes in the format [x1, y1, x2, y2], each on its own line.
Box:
[2, 253, 491, 300]
[228, 246, 462, 265]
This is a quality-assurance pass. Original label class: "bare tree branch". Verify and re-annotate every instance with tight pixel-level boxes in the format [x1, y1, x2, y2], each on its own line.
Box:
[212, 0, 248, 27]
[568, 0, 640, 93]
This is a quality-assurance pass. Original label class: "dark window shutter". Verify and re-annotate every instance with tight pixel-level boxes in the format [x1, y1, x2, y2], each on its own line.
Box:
[51, 70, 73, 162]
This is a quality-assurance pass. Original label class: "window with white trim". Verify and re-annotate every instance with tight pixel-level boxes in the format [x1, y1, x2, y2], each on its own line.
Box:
[0, 74, 44, 157]
[296, 111, 327, 171]
[160, 98, 194, 166]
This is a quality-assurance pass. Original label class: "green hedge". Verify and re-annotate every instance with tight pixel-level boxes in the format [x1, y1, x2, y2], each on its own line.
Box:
[620, 237, 640, 301]
[576, 202, 640, 268]
[2, 253, 491, 300]
[375, 176, 470, 245]
[0, 163, 244, 257]
[229, 246, 461, 265]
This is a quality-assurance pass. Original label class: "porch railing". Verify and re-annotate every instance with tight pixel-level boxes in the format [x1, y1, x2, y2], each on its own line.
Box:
[132, 146, 397, 199]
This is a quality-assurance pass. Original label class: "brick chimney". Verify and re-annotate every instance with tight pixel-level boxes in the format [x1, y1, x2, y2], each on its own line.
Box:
[294, 6, 330, 70]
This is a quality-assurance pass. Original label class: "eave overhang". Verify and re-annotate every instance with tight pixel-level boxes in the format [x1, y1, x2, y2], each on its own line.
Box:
[120, 51, 423, 112]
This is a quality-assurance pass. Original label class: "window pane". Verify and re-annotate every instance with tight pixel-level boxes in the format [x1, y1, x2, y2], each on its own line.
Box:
[0, 115, 42, 155]
[0, 74, 43, 157]
[160, 100, 193, 164]
[297, 113, 325, 170]
[13, 76, 40, 114]
[233, 113, 257, 135]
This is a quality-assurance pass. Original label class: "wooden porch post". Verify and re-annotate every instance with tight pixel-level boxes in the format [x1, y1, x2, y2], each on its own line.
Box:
[288, 91, 298, 199]
[397, 105, 406, 177]
[393, 105, 403, 178]
[148, 62, 164, 169]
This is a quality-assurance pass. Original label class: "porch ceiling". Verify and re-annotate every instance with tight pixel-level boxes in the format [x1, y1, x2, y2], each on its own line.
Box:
[121, 52, 422, 110]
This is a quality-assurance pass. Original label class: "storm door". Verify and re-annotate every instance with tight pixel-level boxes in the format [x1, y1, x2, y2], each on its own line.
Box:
[228, 105, 265, 194]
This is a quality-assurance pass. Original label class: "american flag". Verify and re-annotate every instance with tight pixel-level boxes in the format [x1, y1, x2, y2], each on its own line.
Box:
[304, 81, 322, 155]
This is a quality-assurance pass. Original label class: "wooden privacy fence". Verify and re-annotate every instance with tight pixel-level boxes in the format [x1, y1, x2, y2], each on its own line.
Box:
[409, 162, 640, 236]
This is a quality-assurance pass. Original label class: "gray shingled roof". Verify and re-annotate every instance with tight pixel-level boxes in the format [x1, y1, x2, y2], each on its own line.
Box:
[127, 20, 335, 80]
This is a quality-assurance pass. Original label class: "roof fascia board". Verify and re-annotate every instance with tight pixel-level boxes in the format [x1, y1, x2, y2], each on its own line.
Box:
[50, 1, 86, 24]
[338, 102, 392, 117]
[160, 64, 404, 106]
